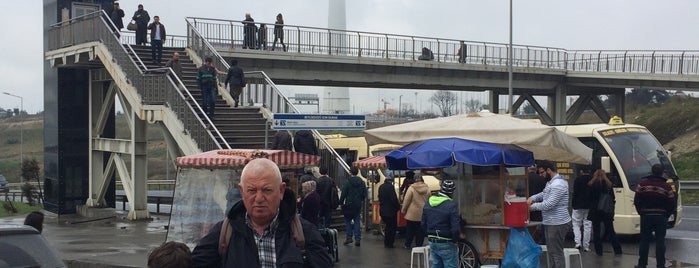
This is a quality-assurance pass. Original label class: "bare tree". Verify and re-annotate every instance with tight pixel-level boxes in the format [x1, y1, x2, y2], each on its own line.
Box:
[464, 99, 483, 113]
[429, 90, 457, 116]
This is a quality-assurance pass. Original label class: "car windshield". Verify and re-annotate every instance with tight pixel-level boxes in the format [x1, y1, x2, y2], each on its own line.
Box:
[600, 127, 677, 190]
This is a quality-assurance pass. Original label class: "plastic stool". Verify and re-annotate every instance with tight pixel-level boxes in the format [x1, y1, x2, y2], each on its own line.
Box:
[410, 246, 430, 268]
[563, 248, 583, 268]
[540, 245, 550, 267]
[481, 265, 499, 268]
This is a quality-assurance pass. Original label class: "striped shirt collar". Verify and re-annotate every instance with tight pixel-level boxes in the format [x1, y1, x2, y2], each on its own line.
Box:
[245, 211, 280, 268]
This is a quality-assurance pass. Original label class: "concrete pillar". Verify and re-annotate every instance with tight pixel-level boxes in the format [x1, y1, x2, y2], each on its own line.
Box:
[553, 84, 568, 124]
[489, 90, 500, 114]
[128, 111, 150, 220]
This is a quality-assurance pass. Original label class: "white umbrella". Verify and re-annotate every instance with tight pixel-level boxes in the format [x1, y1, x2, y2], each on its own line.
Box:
[364, 111, 592, 164]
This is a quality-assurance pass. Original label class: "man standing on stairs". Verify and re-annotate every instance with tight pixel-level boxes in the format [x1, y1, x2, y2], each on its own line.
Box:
[197, 57, 219, 119]
[224, 59, 245, 107]
[165, 52, 183, 79]
[148, 15, 166, 66]
[132, 4, 149, 45]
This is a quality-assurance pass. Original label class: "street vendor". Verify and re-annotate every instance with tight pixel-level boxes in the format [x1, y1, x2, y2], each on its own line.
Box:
[527, 160, 571, 268]
[422, 179, 460, 268]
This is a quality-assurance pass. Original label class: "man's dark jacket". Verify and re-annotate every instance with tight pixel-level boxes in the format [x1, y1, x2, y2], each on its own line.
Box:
[634, 174, 676, 216]
[110, 8, 124, 29]
[293, 130, 318, 155]
[378, 181, 400, 218]
[421, 194, 460, 240]
[301, 191, 321, 226]
[572, 174, 592, 209]
[191, 191, 332, 267]
[224, 64, 245, 88]
[316, 175, 336, 213]
[271, 131, 292, 150]
[148, 22, 166, 41]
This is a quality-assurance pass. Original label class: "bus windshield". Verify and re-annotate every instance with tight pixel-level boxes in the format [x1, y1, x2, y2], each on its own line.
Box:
[600, 127, 677, 190]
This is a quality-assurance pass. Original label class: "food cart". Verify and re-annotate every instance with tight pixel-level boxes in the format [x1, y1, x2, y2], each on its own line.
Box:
[167, 149, 320, 247]
[386, 138, 537, 268]
[351, 155, 409, 233]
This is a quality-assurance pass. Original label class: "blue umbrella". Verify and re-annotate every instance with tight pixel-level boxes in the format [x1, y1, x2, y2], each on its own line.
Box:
[385, 137, 534, 169]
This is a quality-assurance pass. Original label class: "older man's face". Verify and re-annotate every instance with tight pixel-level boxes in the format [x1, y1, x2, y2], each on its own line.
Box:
[239, 169, 285, 223]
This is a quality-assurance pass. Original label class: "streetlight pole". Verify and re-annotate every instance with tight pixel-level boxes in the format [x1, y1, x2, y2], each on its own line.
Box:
[398, 95, 403, 118]
[507, 0, 514, 114]
[3, 92, 23, 177]
[414, 92, 418, 116]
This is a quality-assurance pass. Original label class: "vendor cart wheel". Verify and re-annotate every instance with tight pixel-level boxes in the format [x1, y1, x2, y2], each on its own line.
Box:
[457, 239, 479, 268]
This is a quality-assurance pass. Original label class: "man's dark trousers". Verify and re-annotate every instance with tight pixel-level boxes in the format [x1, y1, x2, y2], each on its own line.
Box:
[383, 215, 397, 247]
[637, 214, 668, 268]
[151, 39, 163, 64]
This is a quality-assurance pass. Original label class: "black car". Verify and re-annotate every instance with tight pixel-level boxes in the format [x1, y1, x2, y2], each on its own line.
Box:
[0, 174, 9, 193]
[0, 225, 66, 267]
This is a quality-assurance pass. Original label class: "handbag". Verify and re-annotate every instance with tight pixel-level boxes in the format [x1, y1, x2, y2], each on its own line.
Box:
[127, 20, 137, 31]
[597, 190, 615, 216]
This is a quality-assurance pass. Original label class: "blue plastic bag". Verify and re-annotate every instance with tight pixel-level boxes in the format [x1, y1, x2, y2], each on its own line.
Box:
[501, 227, 542, 268]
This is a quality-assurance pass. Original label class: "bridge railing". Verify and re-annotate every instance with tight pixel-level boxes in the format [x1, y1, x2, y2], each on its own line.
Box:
[186, 18, 351, 174]
[47, 10, 226, 152]
[186, 17, 567, 70]
[187, 17, 699, 75]
[568, 50, 699, 75]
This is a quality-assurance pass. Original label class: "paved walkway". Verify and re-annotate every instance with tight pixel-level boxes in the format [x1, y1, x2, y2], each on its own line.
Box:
[1, 211, 697, 267]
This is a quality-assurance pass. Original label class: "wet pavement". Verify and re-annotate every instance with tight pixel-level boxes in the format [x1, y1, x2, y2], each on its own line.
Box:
[2, 209, 698, 268]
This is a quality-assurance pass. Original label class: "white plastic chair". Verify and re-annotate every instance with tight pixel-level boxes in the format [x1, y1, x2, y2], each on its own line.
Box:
[410, 246, 430, 268]
[563, 248, 583, 268]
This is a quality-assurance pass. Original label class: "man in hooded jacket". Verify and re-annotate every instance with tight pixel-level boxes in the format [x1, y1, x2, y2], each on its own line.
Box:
[340, 166, 367, 246]
[422, 179, 460, 268]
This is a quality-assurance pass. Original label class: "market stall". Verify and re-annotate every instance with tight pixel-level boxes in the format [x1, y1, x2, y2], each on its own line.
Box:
[168, 149, 320, 246]
[386, 137, 537, 267]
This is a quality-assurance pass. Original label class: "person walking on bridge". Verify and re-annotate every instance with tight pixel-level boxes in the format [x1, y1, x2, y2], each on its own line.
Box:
[131, 4, 149, 45]
[272, 13, 286, 51]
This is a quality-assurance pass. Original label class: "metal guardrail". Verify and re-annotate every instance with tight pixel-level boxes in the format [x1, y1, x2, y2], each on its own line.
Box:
[47, 10, 226, 152]
[187, 17, 699, 76]
[681, 180, 699, 190]
[186, 18, 352, 174]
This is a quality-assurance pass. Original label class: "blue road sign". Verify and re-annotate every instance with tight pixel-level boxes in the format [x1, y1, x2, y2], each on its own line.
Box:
[272, 114, 366, 130]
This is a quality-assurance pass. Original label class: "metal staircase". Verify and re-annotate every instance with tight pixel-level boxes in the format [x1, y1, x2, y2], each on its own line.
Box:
[125, 45, 270, 149]
[45, 10, 351, 219]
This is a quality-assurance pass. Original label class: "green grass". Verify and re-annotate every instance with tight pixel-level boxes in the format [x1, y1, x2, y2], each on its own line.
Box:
[0, 202, 43, 217]
[674, 150, 699, 205]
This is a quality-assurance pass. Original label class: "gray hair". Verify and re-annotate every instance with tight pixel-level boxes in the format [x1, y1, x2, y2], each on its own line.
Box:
[240, 158, 282, 185]
[302, 180, 316, 191]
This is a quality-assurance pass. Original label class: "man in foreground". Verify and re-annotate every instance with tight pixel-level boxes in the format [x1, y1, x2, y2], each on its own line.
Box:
[191, 158, 332, 267]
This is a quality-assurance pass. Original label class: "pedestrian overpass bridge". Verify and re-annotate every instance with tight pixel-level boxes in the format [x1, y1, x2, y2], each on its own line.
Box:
[44, 11, 698, 219]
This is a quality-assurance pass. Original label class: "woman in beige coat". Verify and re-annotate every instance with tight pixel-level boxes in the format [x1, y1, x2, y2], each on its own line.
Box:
[400, 174, 432, 248]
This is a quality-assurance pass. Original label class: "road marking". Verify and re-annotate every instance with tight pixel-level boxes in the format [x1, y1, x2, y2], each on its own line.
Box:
[680, 218, 699, 221]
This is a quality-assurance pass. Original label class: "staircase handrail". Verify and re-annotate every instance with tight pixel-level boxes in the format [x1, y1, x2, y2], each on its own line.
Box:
[186, 18, 350, 174]
[48, 10, 226, 151]
[126, 44, 149, 70]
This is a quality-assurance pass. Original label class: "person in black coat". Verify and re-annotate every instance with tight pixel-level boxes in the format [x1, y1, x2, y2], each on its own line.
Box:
[110, 2, 124, 31]
[242, 13, 256, 49]
[132, 4, 150, 45]
[293, 130, 318, 155]
[270, 130, 292, 150]
[224, 59, 245, 107]
[571, 169, 592, 251]
[300, 180, 321, 227]
[587, 169, 622, 256]
[378, 174, 400, 248]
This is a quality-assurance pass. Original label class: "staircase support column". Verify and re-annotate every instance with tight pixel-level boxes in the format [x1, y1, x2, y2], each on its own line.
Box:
[128, 109, 150, 220]
[87, 80, 117, 207]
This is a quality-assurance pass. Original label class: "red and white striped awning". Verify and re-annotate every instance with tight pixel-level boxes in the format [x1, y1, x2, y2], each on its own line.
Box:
[176, 149, 320, 169]
[353, 155, 386, 169]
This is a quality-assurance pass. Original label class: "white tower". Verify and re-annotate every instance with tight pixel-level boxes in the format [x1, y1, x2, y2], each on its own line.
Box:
[323, 0, 351, 114]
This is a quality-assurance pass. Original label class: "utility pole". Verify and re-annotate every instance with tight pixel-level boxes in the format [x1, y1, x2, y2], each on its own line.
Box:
[3, 92, 23, 181]
[398, 95, 403, 118]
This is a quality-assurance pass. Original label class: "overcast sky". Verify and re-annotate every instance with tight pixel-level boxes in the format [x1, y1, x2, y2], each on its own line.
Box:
[2, 0, 698, 114]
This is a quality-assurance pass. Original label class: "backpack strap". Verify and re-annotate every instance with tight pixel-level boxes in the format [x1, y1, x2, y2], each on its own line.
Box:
[290, 214, 306, 252]
[218, 218, 233, 258]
